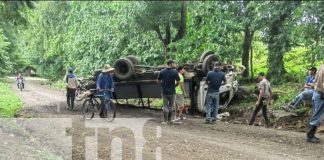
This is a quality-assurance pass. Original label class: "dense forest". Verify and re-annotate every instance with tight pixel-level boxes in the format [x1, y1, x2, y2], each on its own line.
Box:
[0, 1, 323, 83]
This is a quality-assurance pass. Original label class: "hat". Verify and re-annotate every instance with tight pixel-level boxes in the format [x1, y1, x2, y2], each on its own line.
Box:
[68, 67, 74, 72]
[214, 61, 221, 69]
[102, 64, 115, 73]
[167, 59, 175, 65]
[308, 66, 317, 72]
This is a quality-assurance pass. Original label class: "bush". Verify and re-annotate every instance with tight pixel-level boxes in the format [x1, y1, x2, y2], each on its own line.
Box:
[0, 80, 22, 117]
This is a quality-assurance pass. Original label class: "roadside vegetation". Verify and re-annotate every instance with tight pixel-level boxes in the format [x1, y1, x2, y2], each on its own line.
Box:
[1, 1, 323, 120]
[0, 78, 22, 117]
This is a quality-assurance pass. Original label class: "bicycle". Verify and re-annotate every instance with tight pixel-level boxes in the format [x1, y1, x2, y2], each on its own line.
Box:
[82, 89, 116, 121]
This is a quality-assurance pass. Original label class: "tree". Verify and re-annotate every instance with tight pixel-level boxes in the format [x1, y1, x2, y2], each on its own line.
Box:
[0, 1, 34, 75]
[263, 1, 301, 81]
[134, 1, 186, 58]
[0, 29, 12, 75]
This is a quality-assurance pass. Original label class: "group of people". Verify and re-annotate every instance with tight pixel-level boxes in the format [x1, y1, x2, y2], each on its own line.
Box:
[63, 65, 115, 116]
[157, 59, 226, 124]
[157, 59, 188, 124]
[247, 65, 324, 143]
[64, 60, 324, 143]
[157, 60, 324, 144]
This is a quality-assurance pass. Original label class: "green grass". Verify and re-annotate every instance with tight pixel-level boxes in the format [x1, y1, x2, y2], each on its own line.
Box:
[51, 80, 66, 91]
[0, 79, 22, 117]
[44, 80, 66, 91]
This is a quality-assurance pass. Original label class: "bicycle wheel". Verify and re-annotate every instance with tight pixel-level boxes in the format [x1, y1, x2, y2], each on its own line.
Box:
[101, 100, 116, 122]
[82, 99, 96, 120]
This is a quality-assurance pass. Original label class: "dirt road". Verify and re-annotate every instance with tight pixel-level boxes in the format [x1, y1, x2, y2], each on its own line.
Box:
[1, 79, 324, 160]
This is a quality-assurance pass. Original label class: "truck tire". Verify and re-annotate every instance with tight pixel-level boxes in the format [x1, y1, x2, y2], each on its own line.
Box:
[114, 58, 134, 80]
[199, 50, 215, 63]
[126, 55, 140, 65]
[202, 54, 220, 74]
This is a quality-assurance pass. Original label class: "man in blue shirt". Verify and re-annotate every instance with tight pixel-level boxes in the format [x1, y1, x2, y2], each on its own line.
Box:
[283, 67, 317, 112]
[204, 62, 226, 124]
[96, 64, 115, 118]
[157, 59, 180, 124]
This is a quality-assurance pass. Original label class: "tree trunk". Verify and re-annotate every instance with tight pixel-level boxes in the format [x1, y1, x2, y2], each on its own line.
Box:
[242, 25, 253, 79]
[165, 23, 171, 58]
[153, 1, 187, 58]
[153, 24, 169, 58]
[250, 40, 254, 79]
[311, 38, 319, 66]
[267, 1, 301, 81]
[268, 25, 287, 80]
[173, 0, 186, 42]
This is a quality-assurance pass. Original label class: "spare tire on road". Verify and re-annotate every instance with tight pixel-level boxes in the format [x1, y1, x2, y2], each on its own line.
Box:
[114, 58, 135, 80]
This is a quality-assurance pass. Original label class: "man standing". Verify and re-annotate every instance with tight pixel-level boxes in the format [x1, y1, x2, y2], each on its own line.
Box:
[249, 72, 272, 127]
[204, 62, 226, 124]
[64, 67, 78, 110]
[306, 64, 324, 143]
[175, 65, 187, 122]
[157, 59, 180, 124]
[283, 67, 317, 112]
[96, 64, 115, 118]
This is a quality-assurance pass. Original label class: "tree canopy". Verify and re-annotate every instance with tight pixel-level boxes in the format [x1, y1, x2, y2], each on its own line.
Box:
[0, 1, 323, 82]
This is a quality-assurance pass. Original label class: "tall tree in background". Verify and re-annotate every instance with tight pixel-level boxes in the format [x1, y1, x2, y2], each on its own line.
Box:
[265, 1, 301, 80]
[0, 1, 34, 74]
[239, 1, 257, 79]
[294, 1, 324, 66]
[134, 1, 186, 58]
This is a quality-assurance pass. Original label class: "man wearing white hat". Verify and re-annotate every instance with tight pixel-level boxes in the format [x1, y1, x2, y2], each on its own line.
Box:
[96, 64, 115, 117]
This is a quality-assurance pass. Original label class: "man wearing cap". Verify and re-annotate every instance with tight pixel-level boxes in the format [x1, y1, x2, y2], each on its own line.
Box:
[283, 67, 317, 112]
[157, 59, 180, 124]
[64, 67, 78, 110]
[249, 72, 272, 127]
[96, 64, 115, 117]
[204, 62, 226, 124]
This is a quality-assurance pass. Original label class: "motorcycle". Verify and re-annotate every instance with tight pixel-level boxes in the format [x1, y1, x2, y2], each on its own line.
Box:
[17, 79, 23, 91]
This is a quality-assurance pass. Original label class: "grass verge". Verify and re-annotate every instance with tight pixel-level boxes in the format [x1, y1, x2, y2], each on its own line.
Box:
[0, 78, 22, 117]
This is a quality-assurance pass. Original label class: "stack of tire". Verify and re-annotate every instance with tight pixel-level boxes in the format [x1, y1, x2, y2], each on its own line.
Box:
[197, 50, 221, 76]
[113, 55, 141, 81]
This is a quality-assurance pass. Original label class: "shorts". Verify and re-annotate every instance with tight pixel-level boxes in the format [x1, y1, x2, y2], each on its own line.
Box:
[175, 94, 184, 109]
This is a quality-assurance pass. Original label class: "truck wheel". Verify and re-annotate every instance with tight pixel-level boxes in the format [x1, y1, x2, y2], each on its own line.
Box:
[126, 55, 140, 65]
[199, 50, 215, 63]
[202, 54, 220, 74]
[114, 58, 134, 80]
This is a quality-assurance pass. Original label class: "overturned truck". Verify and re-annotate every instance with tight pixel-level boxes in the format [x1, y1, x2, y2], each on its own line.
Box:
[111, 51, 239, 113]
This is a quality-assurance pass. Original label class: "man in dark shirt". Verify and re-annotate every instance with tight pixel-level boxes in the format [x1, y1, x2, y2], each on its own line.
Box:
[157, 59, 180, 124]
[204, 62, 226, 124]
